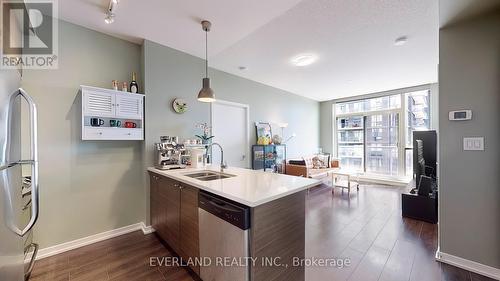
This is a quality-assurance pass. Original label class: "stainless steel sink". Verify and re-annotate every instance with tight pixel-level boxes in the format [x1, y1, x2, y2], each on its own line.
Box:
[184, 171, 235, 181]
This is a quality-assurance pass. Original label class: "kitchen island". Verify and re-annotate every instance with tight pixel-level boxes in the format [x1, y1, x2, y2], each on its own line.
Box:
[148, 166, 320, 281]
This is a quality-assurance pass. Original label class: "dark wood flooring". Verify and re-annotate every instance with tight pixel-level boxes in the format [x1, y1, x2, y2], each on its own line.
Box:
[304, 184, 495, 281]
[30, 184, 495, 281]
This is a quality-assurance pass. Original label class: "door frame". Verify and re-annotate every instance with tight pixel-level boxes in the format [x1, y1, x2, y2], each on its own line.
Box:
[210, 100, 250, 168]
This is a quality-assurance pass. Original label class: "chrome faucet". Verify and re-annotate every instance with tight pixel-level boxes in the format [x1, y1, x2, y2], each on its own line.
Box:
[206, 142, 227, 172]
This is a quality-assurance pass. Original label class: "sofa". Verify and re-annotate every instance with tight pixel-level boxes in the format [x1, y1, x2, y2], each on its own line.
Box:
[285, 155, 340, 180]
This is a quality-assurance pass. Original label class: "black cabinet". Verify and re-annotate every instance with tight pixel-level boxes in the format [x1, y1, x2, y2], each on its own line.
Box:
[402, 192, 438, 224]
[251, 145, 286, 173]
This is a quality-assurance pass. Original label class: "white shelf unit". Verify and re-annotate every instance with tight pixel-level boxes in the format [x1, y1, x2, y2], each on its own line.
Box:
[81, 85, 144, 140]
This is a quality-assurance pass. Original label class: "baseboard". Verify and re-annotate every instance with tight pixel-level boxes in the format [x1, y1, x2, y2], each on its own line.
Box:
[37, 222, 153, 260]
[436, 249, 500, 280]
[358, 175, 410, 186]
[141, 223, 155, 234]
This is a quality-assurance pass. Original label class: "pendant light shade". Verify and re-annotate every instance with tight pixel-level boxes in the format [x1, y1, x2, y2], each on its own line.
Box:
[198, 78, 215, 102]
[198, 20, 215, 102]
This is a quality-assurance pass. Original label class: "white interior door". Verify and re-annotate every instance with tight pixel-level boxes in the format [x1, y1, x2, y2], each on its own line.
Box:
[211, 101, 249, 168]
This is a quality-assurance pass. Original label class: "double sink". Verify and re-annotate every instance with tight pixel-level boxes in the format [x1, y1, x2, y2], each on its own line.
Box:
[184, 171, 236, 181]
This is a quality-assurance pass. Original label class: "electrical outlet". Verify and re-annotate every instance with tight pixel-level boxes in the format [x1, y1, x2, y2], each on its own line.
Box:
[463, 137, 484, 151]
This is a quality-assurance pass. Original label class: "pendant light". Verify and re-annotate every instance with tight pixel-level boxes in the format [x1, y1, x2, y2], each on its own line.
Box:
[198, 20, 215, 102]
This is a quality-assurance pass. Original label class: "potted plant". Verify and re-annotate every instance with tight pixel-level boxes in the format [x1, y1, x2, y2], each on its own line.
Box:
[195, 123, 214, 145]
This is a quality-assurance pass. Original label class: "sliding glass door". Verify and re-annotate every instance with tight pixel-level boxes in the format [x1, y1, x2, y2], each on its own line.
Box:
[365, 113, 399, 176]
[337, 116, 364, 172]
[334, 88, 431, 180]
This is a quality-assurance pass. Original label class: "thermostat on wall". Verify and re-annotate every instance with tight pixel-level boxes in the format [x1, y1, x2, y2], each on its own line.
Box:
[449, 110, 472, 121]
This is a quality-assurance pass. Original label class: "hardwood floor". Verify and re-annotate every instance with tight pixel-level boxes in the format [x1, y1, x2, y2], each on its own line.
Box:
[305, 184, 495, 281]
[29, 231, 195, 281]
[30, 184, 495, 281]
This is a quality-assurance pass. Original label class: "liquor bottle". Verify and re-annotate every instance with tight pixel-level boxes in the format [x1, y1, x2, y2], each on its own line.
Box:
[130, 72, 139, 93]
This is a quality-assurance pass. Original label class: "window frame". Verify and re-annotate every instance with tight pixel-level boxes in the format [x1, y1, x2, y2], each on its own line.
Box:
[332, 84, 432, 181]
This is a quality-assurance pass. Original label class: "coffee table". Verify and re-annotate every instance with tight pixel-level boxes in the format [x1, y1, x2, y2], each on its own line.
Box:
[330, 170, 360, 196]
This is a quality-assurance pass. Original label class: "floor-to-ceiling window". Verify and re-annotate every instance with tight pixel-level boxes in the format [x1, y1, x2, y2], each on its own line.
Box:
[334, 88, 431, 180]
[404, 90, 431, 177]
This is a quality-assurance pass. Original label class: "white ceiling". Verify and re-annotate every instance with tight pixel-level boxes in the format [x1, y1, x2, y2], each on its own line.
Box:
[58, 0, 439, 101]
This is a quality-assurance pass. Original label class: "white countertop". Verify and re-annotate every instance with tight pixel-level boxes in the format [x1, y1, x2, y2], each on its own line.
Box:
[147, 166, 320, 207]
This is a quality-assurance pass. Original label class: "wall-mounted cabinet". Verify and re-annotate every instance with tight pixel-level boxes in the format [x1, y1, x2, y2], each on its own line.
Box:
[81, 85, 144, 140]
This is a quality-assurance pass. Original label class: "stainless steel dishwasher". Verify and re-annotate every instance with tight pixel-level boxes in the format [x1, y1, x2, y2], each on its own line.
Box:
[198, 190, 251, 281]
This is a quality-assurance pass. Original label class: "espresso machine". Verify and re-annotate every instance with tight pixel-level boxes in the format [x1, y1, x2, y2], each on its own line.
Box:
[154, 136, 188, 170]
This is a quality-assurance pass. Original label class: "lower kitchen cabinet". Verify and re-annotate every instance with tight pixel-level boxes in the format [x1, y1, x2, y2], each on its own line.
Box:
[163, 176, 181, 254]
[149, 172, 200, 275]
[179, 184, 200, 274]
[150, 175, 163, 235]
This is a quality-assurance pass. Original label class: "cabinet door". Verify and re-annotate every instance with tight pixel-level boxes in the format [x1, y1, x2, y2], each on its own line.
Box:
[83, 90, 115, 117]
[180, 184, 200, 275]
[160, 176, 181, 253]
[115, 93, 143, 119]
[149, 174, 167, 238]
[149, 174, 160, 230]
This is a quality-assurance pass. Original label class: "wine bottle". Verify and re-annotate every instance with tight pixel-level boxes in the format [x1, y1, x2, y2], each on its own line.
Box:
[130, 72, 139, 93]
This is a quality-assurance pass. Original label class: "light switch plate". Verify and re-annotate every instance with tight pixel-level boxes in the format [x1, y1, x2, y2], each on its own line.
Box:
[463, 137, 484, 151]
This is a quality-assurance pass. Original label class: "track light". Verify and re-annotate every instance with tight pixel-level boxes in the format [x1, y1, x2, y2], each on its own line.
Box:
[104, 0, 118, 24]
[104, 12, 115, 24]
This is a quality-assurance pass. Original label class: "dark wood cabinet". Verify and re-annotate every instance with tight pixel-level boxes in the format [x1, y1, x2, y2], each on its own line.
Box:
[150, 174, 167, 238]
[149, 172, 199, 274]
[162, 176, 181, 253]
[179, 184, 200, 274]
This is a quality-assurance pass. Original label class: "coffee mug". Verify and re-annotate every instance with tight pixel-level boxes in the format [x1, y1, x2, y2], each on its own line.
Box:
[90, 118, 104, 127]
[124, 122, 137, 128]
[109, 120, 121, 127]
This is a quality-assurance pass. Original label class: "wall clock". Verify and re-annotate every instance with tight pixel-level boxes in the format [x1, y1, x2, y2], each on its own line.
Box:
[172, 98, 187, 114]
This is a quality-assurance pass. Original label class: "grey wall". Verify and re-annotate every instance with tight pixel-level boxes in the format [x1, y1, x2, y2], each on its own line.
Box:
[143, 39, 320, 161]
[21, 20, 145, 248]
[439, 11, 500, 268]
[143, 40, 320, 221]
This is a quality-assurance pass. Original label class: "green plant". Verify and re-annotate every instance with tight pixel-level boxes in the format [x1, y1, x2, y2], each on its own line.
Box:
[195, 123, 214, 144]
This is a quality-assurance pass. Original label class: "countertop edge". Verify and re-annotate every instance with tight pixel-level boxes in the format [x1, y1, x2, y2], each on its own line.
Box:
[147, 167, 320, 207]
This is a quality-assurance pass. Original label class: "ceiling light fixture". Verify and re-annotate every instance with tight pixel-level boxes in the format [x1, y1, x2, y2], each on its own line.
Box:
[104, 0, 118, 24]
[104, 12, 115, 24]
[291, 54, 318, 67]
[197, 20, 215, 103]
[394, 36, 408, 46]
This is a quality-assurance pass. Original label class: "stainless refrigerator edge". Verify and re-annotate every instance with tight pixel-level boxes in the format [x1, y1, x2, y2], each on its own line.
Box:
[0, 69, 40, 280]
